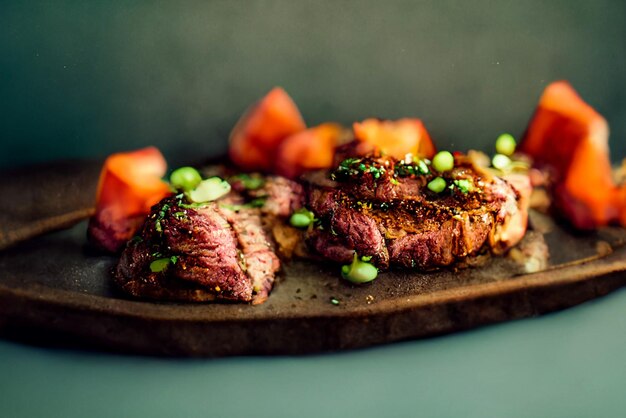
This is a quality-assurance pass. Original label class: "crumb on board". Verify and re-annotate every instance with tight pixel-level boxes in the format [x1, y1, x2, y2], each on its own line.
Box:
[596, 240, 613, 257]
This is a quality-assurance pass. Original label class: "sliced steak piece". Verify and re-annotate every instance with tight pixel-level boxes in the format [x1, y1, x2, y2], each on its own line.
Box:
[303, 152, 527, 270]
[307, 187, 389, 267]
[217, 204, 280, 305]
[113, 173, 305, 304]
[250, 175, 304, 217]
[114, 197, 253, 302]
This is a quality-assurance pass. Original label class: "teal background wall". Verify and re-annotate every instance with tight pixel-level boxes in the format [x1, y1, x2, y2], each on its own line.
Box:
[1, 0, 625, 169]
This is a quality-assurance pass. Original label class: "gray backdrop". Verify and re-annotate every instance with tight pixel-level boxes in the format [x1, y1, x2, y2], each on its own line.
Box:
[1, 0, 625, 169]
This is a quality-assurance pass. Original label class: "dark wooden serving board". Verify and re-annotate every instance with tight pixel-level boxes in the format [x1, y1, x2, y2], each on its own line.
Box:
[1, 161, 625, 356]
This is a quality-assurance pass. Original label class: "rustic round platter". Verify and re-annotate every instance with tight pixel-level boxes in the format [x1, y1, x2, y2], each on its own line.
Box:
[1, 160, 625, 356]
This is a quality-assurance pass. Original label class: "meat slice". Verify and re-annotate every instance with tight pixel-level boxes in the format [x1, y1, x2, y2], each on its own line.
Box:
[217, 204, 280, 304]
[254, 175, 304, 217]
[114, 173, 305, 304]
[304, 153, 527, 270]
[307, 187, 389, 267]
[114, 197, 253, 302]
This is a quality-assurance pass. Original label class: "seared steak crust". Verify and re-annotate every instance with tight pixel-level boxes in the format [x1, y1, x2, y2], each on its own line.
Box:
[304, 154, 523, 270]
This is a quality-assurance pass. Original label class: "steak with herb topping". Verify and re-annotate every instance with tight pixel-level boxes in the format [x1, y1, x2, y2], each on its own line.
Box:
[303, 151, 527, 270]
[114, 175, 303, 304]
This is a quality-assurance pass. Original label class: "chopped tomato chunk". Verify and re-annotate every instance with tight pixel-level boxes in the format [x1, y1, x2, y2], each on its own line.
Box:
[520, 81, 625, 228]
[88, 147, 171, 252]
[352, 118, 436, 160]
[275, 123, 343, 179]
[229, 87, 306, 172]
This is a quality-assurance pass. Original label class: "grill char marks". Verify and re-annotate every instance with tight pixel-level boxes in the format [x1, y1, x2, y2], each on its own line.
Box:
[304, 154, 524, 270]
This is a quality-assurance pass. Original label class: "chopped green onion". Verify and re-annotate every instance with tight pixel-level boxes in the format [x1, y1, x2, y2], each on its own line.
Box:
[453, 179, 473, 194]
[149, 258, 171, 273]
[170, 167, 202, 192]
[186, 177, 231, 203]
[341, 253, 378, 284]
[417, 159, 430, 174]
[289, 208, 315, 228]
[492, 153, 512, 170]
[427, 176, 447, 193]
[432, 151, 455, 172]
[495, 133, 517, 156]
[341, 158, 361, 168]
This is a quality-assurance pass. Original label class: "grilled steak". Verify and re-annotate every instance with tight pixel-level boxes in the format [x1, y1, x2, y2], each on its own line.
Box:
[114, 176, 303, 304]
[303, 152, 527, 270]
[113, 149, 527, 303]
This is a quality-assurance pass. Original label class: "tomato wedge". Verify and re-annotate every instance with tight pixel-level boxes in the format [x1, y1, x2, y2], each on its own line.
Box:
[229, 87, 306, 172]
[352, 118, 436, 160]
[520, 81, 625, 228]
[275, 123, 343, 179]
[88, 147, 171, 252]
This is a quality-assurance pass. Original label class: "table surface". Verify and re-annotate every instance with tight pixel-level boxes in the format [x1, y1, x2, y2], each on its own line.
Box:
[1, 286, 625, 418]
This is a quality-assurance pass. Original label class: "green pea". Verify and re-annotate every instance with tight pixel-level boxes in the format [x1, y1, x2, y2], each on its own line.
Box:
[495, 133, 516, 156]
[290, 213, 311, 228]
[170, 167, 202, 192]
[427, 176, 447, 193]
[341, 253, 378, 284]
[432, 151, 454, 172]
[289, 208, 315, 229]
[149, 258, 171, 273]
[492, 153, 512, 170]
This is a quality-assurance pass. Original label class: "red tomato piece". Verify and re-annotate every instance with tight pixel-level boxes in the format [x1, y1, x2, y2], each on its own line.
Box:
[88, 147, 171, 252]
[520, 81, 624, 229]
[352, 118, 436, 160]
[229, 87, 306, 172]
[275, 123, 343, 179]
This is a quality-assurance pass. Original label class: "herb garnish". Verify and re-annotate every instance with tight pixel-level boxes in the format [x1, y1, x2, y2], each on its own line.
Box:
[331, 158, 386, 181]
[394, 159, 430, 177]
[451, 179, 474, 194]
[154, 203, 171, 233]
[331, 158, 362, 181]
